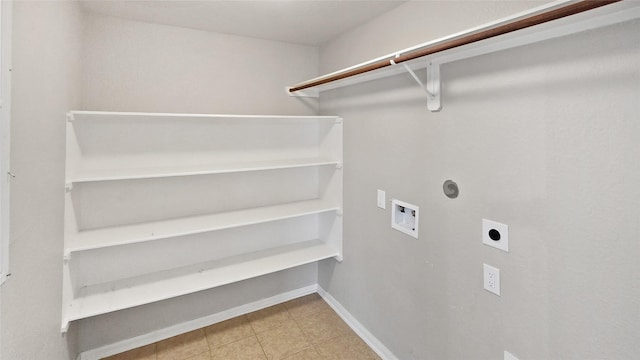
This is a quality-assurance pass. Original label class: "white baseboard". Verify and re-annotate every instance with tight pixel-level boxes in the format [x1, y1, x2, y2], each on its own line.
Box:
[317, 286, 399, 360]
[78, 284, 318, 360]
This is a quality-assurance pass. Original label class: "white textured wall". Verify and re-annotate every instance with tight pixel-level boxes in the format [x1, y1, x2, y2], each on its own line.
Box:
[81, 13, 319, 115]
[318, 2, 640, 359]
[1, 1, 83, 359]
[75, 13, 320, 353]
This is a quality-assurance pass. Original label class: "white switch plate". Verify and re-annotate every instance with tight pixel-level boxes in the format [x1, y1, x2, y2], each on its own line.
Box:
[504, 351, 519, 360]
[483, 219, 508, 252]
[483, 263, 501, 296]
[377, 189, 386, 209]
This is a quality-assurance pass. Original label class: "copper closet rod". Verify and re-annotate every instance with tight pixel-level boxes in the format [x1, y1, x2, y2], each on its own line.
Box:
[288, 0, 622, 93]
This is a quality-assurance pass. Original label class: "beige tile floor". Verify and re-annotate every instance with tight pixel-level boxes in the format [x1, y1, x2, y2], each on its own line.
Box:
[103, 293, 381, 360]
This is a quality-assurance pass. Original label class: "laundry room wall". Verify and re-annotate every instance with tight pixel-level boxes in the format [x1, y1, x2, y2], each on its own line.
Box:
[317, 2, 640, 359]
[1, 1, 83, 359]
[81, 13, 319, 115]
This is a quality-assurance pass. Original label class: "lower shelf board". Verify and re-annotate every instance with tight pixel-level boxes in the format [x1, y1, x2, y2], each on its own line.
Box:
[61, 239, 340, 329]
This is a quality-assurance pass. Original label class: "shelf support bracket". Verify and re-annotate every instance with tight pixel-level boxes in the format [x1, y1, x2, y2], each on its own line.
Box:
[426, 62, 441, 112]
[61, 320, 70, 334]
[396, 60, 441, 112]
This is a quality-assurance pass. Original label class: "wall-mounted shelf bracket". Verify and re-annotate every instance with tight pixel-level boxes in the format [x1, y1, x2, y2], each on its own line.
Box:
[287, 87, 319, 98]
[395, 60, 441, 112]
[426, 62, 441, 112]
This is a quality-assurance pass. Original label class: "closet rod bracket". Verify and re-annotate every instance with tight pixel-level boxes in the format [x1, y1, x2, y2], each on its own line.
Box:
[394, 60, 441, 111]
[426, 62, 441, 112]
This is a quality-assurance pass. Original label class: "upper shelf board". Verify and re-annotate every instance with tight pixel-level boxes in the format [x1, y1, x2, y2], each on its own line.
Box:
[68, 111, 341, 123]
[288, 0, 640, 95]
[68, 158, 341, 183]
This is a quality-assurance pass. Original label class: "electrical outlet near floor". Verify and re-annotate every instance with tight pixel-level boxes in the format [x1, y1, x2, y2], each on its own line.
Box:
[483, 263, 501, 296]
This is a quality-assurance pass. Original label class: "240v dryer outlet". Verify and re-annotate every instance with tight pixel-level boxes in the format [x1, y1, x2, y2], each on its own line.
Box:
[482, 219, 508, 252]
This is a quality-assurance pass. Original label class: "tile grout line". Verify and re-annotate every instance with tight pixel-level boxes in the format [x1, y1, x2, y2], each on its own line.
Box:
[285, 292, 358, 359]
[284, 300, 320, 359]
[203, 325, 213, 360]
[208, 315, 264, 359]
[247, 314, 270, 360]
[195, 329, 210, 360]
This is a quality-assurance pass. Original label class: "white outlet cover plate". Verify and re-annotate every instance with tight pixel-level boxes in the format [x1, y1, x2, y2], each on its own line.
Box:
[483, 219, 508, 252]
[483, 263, 501, 296]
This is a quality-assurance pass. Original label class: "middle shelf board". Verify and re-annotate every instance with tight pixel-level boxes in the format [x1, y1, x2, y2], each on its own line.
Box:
[63, 239, 340, 324]
[67, 157, 341, 184]
[65, 199, 340, 255]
